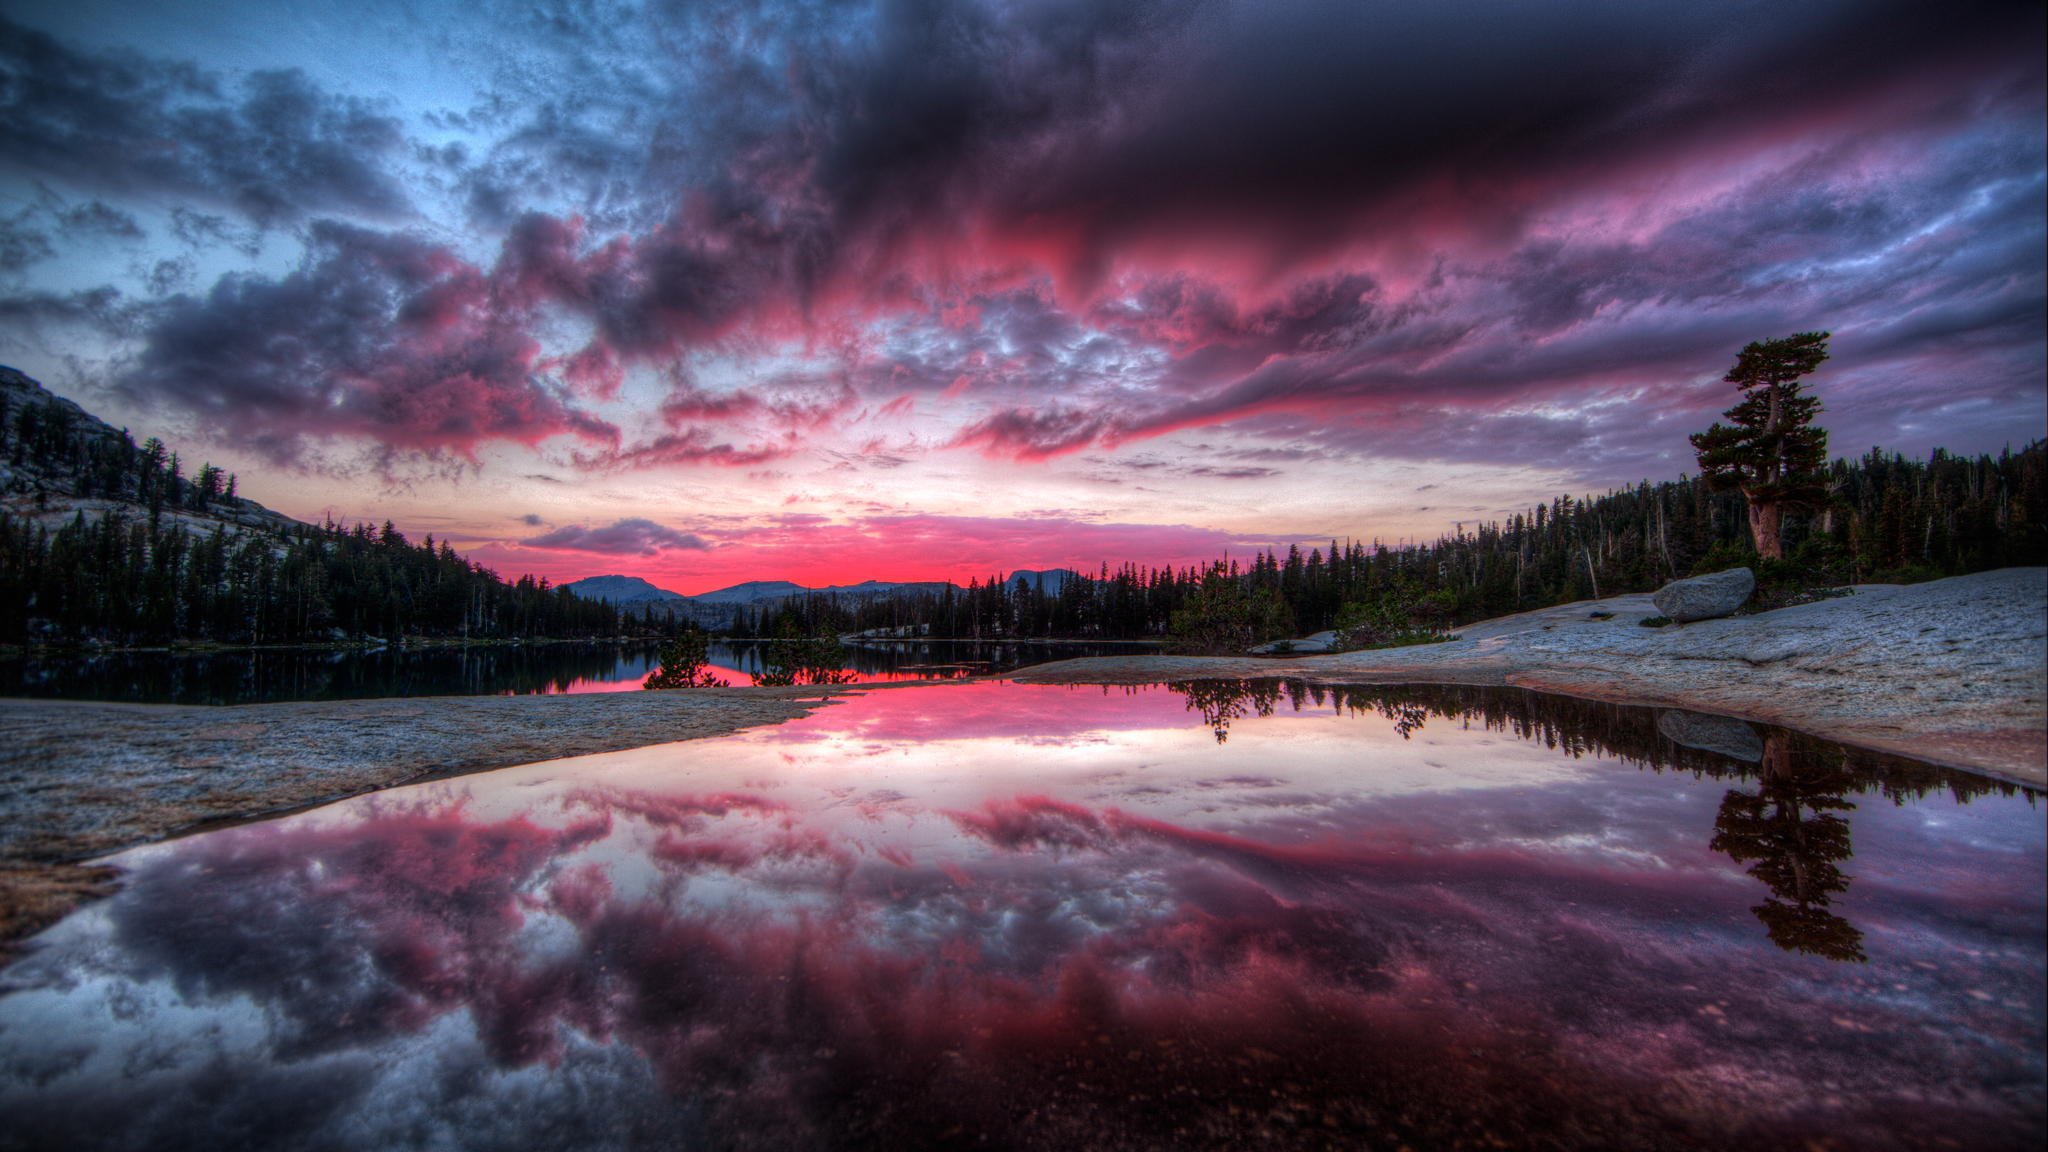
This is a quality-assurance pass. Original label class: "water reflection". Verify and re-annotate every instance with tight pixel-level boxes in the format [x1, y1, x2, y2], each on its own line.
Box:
[0, 682, 2040, 1151]
[0, 639, 1156, 703]
[0, 641, 668, 705]
[1164, 680, 2022, 965]
[1711, 736, 1864, 962]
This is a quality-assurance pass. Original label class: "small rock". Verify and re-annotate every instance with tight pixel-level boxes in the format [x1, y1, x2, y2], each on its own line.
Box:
[1656, 710, 1765, 763]
[1652, 567, 1755, 623]
[1248, 635, 1337, 654]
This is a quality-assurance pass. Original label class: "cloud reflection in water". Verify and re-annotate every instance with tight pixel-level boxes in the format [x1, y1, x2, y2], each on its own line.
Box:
[0, 682, 2041, 1151]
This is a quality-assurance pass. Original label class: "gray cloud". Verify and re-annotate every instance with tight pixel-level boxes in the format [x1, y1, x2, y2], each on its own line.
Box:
[114, 221, 617, 468]
[0, 18, 411, 226]
[523, 517, 710, 555]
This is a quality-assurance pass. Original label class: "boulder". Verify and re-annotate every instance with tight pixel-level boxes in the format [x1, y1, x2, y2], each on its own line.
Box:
[1652, 567, 1754, 623]
[1249, 631, 1340, 655]
[1656, 709, 1765, 763]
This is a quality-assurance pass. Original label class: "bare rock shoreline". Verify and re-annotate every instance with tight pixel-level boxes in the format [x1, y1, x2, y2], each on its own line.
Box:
[1017, 566, 2048, 789]
[2, 567, 2042, 955]
[0, 688, 847, 952]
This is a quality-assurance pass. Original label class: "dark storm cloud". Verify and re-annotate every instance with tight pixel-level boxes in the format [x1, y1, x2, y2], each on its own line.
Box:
[168, 207, 262, 257]
[0, 285, 149, 341]
[0, 214, 52, 272]
[5, 0, 2040, 476]
[951, 405, 1115, 459]
[115, 221, 618, 467]
[0, 197, 143, 275]
[949, 78, 2045, 471]
[796, 0, 2040, 276]
[0, 16, 411, 226]
[522, 517, 710, 555]
[481, 206, 833, 385]
[52, 199, 143, 239]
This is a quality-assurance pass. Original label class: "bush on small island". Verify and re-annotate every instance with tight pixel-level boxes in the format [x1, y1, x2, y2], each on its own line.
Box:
[749, 625, 858, 686]
[642, 628, 729, 689]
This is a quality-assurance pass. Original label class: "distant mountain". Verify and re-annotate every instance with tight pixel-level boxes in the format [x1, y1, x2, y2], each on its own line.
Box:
[563, 569, 1084, 630]
[691, 578, 957, 606]
[1006, 568, 1078, 595]
[559, 574, 691, 606]
[689, 580, 810, 606]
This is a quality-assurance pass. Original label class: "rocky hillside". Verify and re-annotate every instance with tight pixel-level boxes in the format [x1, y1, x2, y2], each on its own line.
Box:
[0, 366, 620, 646]
[0, 366, 303, 539]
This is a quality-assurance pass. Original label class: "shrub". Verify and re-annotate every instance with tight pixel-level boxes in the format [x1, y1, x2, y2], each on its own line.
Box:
[1166, 563, 1294, 654]
[1688, 540, 1758, 577]
[1333, 579, 1459, 650]
[751, 627, 857, 686]
[643, 629, 729, 689]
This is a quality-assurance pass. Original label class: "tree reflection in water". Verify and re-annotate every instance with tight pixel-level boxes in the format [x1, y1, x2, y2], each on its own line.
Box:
[1168, 678, 1280, 741]
[1163, 678, 2023, 963]
[2, 678, 2039, 1152]
[1711, 736, 1865, 962]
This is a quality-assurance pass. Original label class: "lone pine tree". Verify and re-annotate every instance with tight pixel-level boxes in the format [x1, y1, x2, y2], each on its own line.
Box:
[1690, 332, 1831, 560]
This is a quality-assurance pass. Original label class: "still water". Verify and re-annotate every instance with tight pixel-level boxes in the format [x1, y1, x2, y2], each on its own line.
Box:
[0, 681, 2041, 1151]
[0, 639, 1152, 704]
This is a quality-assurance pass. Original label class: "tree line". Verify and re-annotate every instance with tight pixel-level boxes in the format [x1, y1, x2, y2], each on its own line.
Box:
[5, 349, 2041, 650]
[698, 439, 2045, 647]
[0, 389, 619, 645]
[0, 510, 623, 645]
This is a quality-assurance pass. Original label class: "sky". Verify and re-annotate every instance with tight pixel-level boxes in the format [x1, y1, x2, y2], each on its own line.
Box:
[0, 0, 2042, 593]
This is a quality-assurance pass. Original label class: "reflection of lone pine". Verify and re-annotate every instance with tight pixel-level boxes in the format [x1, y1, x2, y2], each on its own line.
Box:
[1691, 332, 1831, 561]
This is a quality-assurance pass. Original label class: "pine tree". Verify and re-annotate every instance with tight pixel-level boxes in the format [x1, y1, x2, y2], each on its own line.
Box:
[1690, 332, 1831, 560]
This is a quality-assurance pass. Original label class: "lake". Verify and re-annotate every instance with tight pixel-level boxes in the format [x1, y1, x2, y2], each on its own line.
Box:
[0, 680, 2041, 1151]
[0, 639, 1155, 705]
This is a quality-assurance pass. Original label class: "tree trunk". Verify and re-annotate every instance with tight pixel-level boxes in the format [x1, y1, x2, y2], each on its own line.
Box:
[1746, 496, 1784, 560]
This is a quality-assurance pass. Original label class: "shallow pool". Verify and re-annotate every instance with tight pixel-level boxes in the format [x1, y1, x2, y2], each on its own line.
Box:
[1, 680, 2041, 1150]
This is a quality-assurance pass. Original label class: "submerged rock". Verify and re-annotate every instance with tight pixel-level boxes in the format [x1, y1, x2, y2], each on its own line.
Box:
[1653, 567, 1755, 623]
[1656, 709, 1765, 762]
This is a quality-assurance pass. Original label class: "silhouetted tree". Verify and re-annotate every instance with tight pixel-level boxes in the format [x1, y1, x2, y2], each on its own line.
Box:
[1691, 332, 1831, 560]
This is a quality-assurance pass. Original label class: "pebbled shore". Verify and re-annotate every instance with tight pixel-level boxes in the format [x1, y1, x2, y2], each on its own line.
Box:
[2, 567, 2041, 956]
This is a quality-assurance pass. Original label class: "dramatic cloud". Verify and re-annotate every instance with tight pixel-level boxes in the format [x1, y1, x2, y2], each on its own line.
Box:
[522, 517, 709, 556]
[114, 221, 618, 467]
[0, 17, 411, 226]
[0, 0, 2039, 565]
[951, 405, 1115, 460]
[469, 510, 1319, 592]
